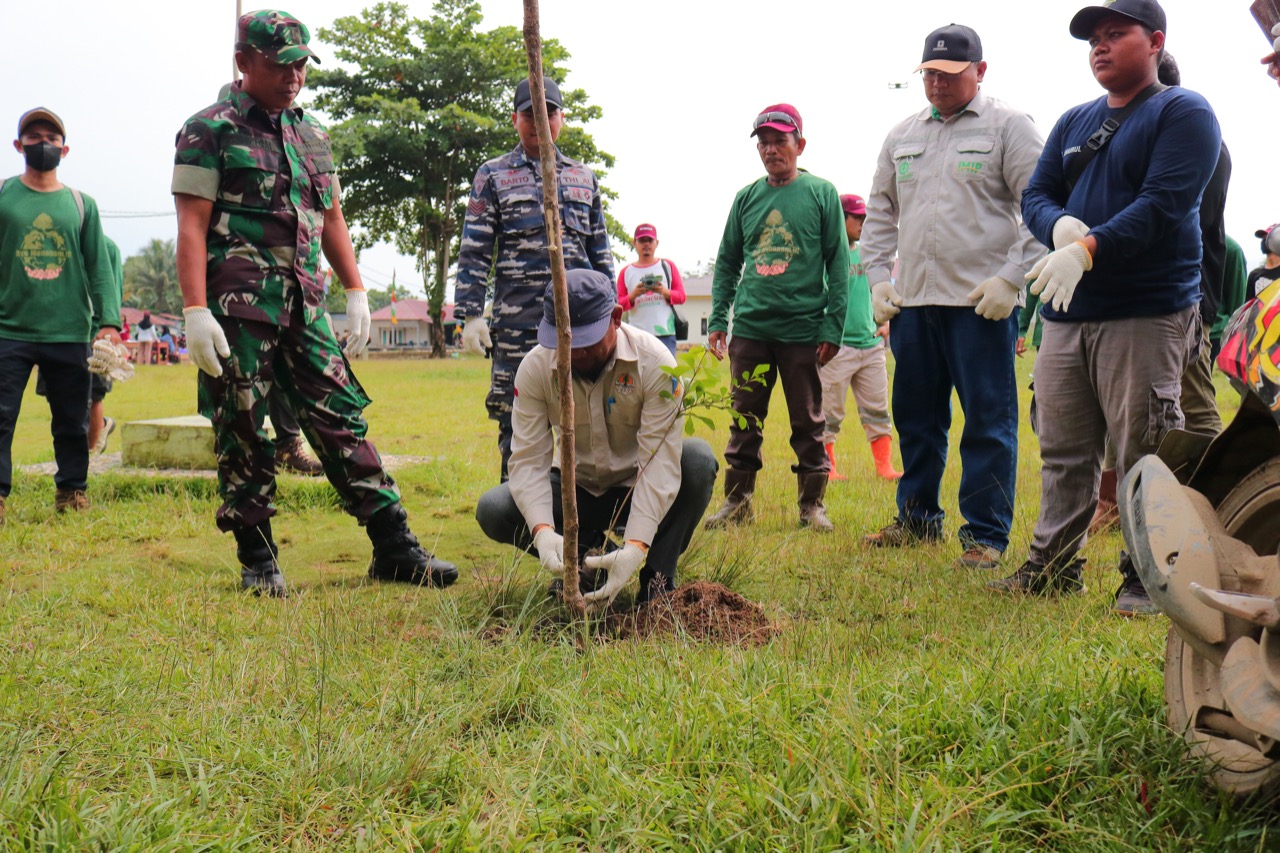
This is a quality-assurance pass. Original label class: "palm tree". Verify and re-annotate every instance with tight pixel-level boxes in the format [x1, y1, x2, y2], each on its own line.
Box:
[123, 239, 179, 313]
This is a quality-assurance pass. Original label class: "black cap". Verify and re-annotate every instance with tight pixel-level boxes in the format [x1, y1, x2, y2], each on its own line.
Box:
[1070, 0, 1166, 40]
[916, 24, 983, 74]
[537, 270, 618, 349]
[514, 77, 563, 112]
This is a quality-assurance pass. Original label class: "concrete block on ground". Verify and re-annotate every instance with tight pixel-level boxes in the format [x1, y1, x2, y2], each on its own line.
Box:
[122, 416, 277, 470]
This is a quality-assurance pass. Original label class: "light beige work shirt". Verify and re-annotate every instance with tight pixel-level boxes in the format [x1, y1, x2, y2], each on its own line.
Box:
[508, 324, 683, 545]
[861, 91, 1047, 307]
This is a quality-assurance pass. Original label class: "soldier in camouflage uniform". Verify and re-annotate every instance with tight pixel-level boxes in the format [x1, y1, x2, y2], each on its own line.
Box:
[172, 10, 457, 596]
[455, 77, 614, 481]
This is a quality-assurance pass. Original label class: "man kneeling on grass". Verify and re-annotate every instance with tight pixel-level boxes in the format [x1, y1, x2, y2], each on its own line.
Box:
[476, 270, 718, 612]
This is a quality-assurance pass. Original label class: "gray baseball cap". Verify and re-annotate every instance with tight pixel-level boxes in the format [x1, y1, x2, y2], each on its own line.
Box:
[537, 269, 618, 349]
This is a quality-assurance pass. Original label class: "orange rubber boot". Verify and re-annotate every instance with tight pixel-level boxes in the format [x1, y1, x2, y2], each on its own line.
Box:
[825, 443, 847, 481]
[870, 436, 902, 480]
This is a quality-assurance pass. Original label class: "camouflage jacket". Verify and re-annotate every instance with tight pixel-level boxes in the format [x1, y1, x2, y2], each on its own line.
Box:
[172, 82, 337, 327]
[455, 145, 614, 331]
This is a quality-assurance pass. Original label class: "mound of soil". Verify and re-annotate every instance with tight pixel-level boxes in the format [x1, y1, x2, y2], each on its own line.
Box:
[609, 581, 778, 646]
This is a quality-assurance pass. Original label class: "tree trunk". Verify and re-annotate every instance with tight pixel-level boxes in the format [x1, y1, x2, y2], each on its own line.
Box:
[523, 0, 583, 617]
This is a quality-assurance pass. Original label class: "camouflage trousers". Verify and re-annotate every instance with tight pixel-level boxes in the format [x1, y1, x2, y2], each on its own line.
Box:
[197, 307, 400, 532]
[487, 327, 539, 481]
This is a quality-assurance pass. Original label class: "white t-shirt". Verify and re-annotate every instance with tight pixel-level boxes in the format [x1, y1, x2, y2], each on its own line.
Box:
[622, 262, 675, 336]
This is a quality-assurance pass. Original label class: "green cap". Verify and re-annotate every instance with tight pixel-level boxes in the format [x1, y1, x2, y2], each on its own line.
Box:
[236, 10, 320, 65]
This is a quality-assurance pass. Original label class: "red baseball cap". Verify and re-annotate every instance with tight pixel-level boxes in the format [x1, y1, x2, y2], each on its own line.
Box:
[634, 223, 658, 240]
[841, 194, 867, 216]
[750, 104, 803, 138]
[1255, 224, 1278, 239]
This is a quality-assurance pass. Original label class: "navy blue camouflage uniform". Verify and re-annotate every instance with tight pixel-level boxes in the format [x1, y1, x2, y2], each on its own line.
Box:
[454, 144, 614, 478]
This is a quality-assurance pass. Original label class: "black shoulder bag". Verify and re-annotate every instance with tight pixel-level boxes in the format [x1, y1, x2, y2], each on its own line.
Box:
[1063, 83, 1167, 195]
[661, 259, 689, 341]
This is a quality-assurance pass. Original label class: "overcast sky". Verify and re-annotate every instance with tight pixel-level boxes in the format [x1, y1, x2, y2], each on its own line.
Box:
[3, 0, 1275, 297]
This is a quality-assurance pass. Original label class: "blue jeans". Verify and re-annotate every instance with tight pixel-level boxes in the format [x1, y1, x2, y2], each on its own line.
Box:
[0, 338, 92, 497]
[888, 306, 1018, 551]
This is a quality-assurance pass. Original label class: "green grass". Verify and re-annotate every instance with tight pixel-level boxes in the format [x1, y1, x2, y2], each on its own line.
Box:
[0, 355, 1273, 850]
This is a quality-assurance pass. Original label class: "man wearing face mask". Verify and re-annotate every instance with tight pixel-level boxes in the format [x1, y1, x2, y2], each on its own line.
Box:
[172, 10, 456, 596]
[0, 108, 122, 522]
[475, 270, 717, 612]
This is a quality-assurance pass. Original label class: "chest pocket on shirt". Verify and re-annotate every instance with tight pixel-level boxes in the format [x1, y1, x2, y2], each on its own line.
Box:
[956, 138, 996, 182]
[496, 178, 543, 234]
[304, 152, 336, 210]
[892, 143, 925, 184]
[560, 185, 594, 238]
[220, 147, 282, 210]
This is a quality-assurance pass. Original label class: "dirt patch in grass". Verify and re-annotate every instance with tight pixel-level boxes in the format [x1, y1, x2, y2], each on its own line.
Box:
[609, 581, 778, 647]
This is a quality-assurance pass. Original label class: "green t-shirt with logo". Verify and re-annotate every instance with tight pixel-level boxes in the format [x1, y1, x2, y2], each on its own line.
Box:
[0, 180, 120, 343]
[841, 243, 879, 349]
[710, 171, 849, 344]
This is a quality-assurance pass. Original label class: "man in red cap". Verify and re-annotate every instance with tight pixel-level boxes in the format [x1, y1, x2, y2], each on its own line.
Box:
[819, 194, 900, 482]
[861, 24, 1045, 570]
[616, 223, 686, 355]
[705, 103, 848, 533]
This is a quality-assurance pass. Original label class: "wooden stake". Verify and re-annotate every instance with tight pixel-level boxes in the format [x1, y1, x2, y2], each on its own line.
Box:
[523, 0, 584, 616]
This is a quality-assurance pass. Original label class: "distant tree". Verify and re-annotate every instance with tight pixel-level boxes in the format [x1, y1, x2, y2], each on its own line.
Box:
[122, 239, 180, 313]
[310, 0, 620, 357]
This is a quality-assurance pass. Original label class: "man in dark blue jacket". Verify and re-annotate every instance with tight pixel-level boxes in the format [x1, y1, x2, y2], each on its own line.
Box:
[986, 0, 1220, 614]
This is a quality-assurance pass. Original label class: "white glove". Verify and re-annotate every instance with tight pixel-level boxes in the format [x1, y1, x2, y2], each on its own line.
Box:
[87, 340, 135, 382]
[1051, 215, 1090, 250]
[1027, 242, 1093, 314]
[462, 317, 492, 356]
[870, 281, 903, 325]
[344, 289, 370, 358]
[966, 276, 1022, 321]
[182, 307, 230, 377]
[1272, 21, 1280, 53]
[532, 527, 564, 574]
[582, 543, 647, 614]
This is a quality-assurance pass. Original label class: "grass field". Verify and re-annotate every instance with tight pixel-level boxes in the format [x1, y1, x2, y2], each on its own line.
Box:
[1, 353, 1274, 850]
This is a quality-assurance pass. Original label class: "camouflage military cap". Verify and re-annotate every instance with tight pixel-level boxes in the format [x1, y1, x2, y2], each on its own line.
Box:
[236, 10, 320, 65]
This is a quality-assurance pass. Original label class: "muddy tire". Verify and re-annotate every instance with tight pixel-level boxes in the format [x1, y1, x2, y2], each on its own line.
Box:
[1165, 457, 1280, 797]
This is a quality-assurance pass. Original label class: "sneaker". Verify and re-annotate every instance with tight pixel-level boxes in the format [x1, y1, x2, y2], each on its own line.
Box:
[955, 544, 1003, 570]
[987, 558, 1087, 596]
[1113, 555, 1160, 616]
[54, 489, 90, 513]
[863, 519, 941, 548]
[275, 436, 324, 477]
[93, 416, 116, 454]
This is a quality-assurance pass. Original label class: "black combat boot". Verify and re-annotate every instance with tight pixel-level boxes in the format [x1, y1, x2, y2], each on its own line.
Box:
[234, 520, 287, 598]
[366, 503, 458, 587]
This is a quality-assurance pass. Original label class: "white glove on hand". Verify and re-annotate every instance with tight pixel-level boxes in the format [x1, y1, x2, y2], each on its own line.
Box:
[462, 317, 492, 356]
[966, 276, 1022, 321]
[1272, 21, 1280, 53]
[86, 340, 135, 382]
[182, 307, 231, 377]
[532, 527, 564, 574]
[344, 289, 370, 358]
[1051, 215, 1090, 250]
[582, 543, 647, 614]
[1027, 242, 1093, 314]
[870, 281, 903, 325]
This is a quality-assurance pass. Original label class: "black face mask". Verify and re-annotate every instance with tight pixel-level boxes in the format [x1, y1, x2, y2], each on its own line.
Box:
[22, 142, 62, 172]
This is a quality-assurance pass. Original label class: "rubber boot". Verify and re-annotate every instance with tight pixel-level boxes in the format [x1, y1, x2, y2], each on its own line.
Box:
[234, 519, 287, 597]
[797, 471, 834, 532]
[1089, 467, 1119, 535]
[870, 435, 902, 480]
[366, 503, 459, 587]
[703, 469, 756, 529]
[824, 443, 847, 481]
